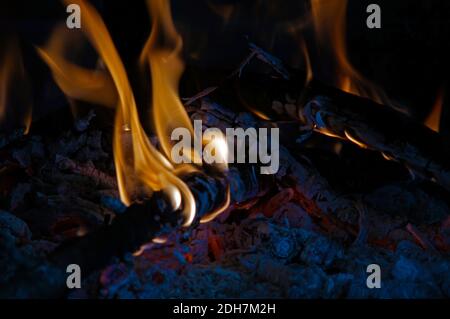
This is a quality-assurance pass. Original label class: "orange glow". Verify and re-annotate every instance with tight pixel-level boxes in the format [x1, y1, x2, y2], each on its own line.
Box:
[0, 39, 32, 133]
[300, 40, 313, 85]
[425, 88, 444, 133]
[310, 0, 392, 106]
[206, 1, 236, 25]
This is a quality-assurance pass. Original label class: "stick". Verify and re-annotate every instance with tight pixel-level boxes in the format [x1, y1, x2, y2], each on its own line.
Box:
[1, 172, 228, 298]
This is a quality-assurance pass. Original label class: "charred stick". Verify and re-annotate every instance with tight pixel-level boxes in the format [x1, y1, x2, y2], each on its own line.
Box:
[284, 88, 450, 192]
[189, 99, 358, 228]
[1, 172, 229, 298]
[220, 46, 450, 191]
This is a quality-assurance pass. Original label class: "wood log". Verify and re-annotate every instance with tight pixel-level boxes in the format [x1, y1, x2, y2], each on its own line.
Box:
[191, 44, 450, 192]
[1, 172, 228, 298]
[2, 98, 360, 298]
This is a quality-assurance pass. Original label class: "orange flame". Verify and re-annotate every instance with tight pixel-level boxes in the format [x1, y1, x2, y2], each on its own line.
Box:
[39, 0, 193, 225]
[310, 0, 393, 107]
[206, 1, 236, 25]
[0, 39, 32, 133]
[425, 87, 444, 133]
[39, 0, 230, 227]
[37, 25, 118, 109]
[140, 0, 201, 166]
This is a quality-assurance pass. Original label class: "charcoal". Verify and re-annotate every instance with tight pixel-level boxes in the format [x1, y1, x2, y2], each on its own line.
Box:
[9, 183, 32, 211]
[366, 183, 449, 224]
[297, 233, 344, 268]
[323, 273, 354, 298]
[99, 263, 141, 299]
[74, 109, 96, 132]
[0, 210, 31, 240]
[288, 266, 328, 298]
[2, 44, 450, 300]
[391, 256, 433, 283]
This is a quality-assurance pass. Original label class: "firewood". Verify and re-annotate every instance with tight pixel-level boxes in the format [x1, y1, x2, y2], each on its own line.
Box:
[2, 99, 360, 298]
[215, 44, 450, 192]
[0, 172, 228, 298]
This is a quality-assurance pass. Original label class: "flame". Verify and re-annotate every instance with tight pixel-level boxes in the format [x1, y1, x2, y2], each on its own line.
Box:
[344, 130, 368, 149]
[37, 25, 118, 109]
[140, 0, 201, 166]
[38, 0, 195, 226]
[200, 186, 230, 223]
[300, 40, 313, 85]
[206, 1, 236, 25]
[425, 87, 444, 133]
[310, 0, 393, 107]
[0, 39, 32, 133]
[40, 0, 230, 227]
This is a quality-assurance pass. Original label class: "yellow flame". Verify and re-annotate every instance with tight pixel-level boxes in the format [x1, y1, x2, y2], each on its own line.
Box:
[425, 87, 444, 133]
[140, 0, 201, 166]
[40, 0, 231, 227]
[39, 0, 197, 226]
[310, 0, 392, 106]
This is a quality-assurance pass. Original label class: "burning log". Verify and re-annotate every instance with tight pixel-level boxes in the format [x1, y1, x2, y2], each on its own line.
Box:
[0, 172, 228, 298]
[188, 99, 358, 230]
[276, 85, 450, 192]
[212, 43, 450, 192]
[1, 96, 362, 298]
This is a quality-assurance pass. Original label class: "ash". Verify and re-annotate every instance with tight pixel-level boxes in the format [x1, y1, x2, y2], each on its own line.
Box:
[1, 104, 450, 299]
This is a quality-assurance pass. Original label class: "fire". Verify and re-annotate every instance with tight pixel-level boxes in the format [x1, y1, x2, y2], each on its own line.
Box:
[425, 87, 445, 133]
[0, 38, 32, 134]
[37, 25, 118, 109]
[309, 0, 393, 107]
[39, 0, 229, 227]
[206, 1, 236, 25]
[140, 0, 201, 167]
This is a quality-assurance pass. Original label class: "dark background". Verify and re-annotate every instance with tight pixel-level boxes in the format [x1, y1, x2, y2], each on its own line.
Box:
[1, 0, 450, 133]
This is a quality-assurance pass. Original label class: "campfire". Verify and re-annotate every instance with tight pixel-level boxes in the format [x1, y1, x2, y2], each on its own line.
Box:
[1, 0, 450, 299]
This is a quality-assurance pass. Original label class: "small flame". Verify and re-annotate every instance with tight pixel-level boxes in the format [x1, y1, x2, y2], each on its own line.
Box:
[36, 25, 118, 109]
[0, 39, 32, 133]
[425, 87, 444, 133]
[300, 40, 313, 85]
[206, 1, 236, 25]
[200, 186, 230, 223]
[344, 130, 368, 149]
[310, 0, 393, 107]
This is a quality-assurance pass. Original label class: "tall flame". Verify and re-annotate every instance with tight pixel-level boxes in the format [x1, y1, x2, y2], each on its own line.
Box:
[310, 0, 393, 107]
[140, 0, 200, 165]
[39, 0, 208, 226]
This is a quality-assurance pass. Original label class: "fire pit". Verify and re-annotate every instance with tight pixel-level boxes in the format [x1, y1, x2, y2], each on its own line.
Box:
[1, 0, 450, 300]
